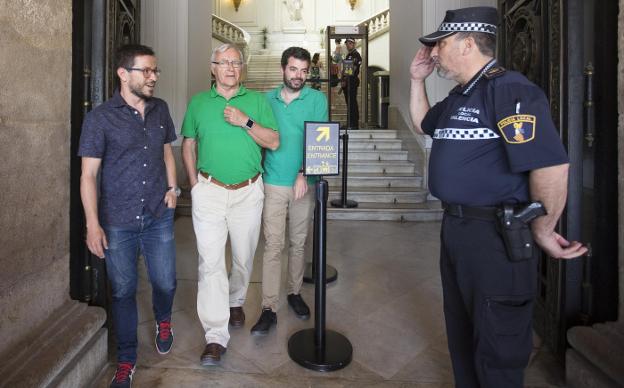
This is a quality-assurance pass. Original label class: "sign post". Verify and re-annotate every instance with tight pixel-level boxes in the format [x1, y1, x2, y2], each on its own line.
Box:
[288, 122, 352, 371]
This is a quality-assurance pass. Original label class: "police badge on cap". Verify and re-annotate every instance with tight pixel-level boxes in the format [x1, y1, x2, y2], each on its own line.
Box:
[419, 7, 498, 46]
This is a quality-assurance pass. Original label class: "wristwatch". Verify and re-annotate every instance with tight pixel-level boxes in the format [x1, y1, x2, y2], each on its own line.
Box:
[244, 118, 254, 130]
[167, 186, 181, 197]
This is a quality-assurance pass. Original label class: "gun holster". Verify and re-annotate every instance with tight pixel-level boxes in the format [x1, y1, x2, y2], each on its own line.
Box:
[496, 205, 536, 262]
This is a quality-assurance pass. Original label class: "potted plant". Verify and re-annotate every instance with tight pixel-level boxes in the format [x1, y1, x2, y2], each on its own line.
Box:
[319, 27, 325, 49]
[259, 27, 269, 54]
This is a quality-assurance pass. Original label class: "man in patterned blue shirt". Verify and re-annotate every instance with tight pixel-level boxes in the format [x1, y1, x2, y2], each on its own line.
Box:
[78, 44, 179, 388]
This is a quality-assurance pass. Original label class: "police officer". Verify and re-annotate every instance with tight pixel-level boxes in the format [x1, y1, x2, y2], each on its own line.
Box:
[408, 7, 587, 388]
[341, 37, 362, 128]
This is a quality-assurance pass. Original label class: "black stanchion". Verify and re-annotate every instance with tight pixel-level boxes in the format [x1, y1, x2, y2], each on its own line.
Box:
[288, 180, 352, 371]
[304, 195, 337, 284]
[303, 262, 337, 284]
[330, 131, 358, 208]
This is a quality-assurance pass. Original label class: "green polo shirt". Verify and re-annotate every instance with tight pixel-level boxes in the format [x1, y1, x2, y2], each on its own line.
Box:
[264, 85, 328, 186]
[181, 85, 278, 184]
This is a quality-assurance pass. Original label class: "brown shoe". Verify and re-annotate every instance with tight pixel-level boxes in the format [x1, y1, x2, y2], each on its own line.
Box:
[200, 343, 226, 366]
[229, 306, 245, 327]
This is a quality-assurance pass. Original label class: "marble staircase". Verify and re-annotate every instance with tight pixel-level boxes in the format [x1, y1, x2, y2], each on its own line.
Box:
[327, 129, 440, 221]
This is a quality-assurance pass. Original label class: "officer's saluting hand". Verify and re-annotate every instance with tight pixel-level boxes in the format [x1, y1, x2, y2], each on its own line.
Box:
[408, 6, 585, 388]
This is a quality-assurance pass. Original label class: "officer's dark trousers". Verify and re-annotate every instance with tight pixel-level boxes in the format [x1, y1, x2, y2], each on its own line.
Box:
[342, 78, 359, 128]
[440, 213, 537, 388]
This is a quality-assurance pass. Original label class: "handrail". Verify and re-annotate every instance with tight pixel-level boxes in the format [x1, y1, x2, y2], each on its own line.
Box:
[357, 8, 389, 43]
[212, 14, 251, 63]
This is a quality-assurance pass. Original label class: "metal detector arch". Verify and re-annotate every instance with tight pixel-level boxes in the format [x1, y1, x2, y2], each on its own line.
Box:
[325, 25, 368, 128]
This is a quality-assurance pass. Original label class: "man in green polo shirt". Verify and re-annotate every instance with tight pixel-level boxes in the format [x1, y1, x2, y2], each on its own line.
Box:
[181, 43, 279, 365]
[250, 47, 328, 335]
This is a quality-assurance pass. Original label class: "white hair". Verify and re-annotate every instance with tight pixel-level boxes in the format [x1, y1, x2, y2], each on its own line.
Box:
[211, 43, 244, 63]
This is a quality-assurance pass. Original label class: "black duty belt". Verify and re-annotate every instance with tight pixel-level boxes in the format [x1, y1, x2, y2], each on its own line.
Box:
[442, 202, 498, 221]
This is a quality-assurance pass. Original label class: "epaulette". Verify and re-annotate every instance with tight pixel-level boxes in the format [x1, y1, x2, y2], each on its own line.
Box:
[484, 65, 506, 79]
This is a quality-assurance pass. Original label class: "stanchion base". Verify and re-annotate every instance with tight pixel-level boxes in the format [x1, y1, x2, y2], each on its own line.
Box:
[288, 328, 353, 372]
[303, 263, 337, 284]
[330, 199, 358, 208]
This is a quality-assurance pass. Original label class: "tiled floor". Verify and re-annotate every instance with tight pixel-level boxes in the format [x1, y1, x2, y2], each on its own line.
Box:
[95, 216, 565, 387]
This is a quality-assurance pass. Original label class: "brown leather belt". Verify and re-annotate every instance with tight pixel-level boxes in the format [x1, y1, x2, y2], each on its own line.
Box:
[200, 171, 260, 190]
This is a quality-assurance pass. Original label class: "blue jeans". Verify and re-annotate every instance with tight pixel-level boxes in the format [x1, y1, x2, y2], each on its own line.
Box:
[103, 208, 177, 364]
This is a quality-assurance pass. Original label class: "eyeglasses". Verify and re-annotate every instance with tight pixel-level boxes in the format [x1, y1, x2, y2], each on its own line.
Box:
[211, 60, 243, 69]
[125, 67, 161, 77]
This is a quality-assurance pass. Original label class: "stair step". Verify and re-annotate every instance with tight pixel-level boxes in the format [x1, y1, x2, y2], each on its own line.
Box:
[345, 161, 417, 174]
[0, 302, 107, 387]
[345, 150, 408, 161]
[327, 201, 443, 221]
[325, 174, 422, 188]
[329, 187, 428, 203]
[341, 139, 403, 150]
[346, 130, 398, 139]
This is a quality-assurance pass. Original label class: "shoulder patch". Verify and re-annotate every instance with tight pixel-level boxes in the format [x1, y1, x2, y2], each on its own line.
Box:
[484, 66, 506, 79]
[497, 114, 536, 144]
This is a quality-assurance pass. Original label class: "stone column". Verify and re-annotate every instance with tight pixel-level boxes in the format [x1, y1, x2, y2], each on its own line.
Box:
[0, 1, 106, 386]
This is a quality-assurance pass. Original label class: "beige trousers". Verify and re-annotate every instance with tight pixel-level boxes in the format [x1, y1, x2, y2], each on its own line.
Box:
[191, 173, 264, 347]
[261, 183, 314, 312]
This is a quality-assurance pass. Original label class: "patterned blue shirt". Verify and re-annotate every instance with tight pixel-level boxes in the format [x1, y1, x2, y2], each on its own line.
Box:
[78, 91, 177, 226]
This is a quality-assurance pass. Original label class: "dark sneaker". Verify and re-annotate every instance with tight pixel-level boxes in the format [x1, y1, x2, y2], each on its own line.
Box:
[110, 362, 135, 388]
[155, 319, 174, 354]
[250, 308, 277, 336]
[287, 294, 310, 320]
[200, 343, 227, 366]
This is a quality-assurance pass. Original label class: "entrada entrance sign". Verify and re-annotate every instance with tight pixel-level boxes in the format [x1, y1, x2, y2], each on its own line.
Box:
[303, 121, 340, 176]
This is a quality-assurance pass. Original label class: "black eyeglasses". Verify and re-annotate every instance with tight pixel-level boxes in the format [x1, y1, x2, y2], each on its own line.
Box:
[125, 67, 161, 77]
[211, 60, 243, 69]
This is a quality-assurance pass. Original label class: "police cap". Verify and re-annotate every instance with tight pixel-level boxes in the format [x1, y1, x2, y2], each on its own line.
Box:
[419, 7, 498, 46]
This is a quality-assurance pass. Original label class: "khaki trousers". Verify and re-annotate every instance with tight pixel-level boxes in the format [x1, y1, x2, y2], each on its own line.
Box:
[191, 173, 264, 347]
[261, 184, 314, 311]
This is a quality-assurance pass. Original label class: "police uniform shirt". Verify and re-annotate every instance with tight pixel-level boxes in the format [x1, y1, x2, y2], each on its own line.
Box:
[421, 59, 569, 207]
[342, 49, 362, 79]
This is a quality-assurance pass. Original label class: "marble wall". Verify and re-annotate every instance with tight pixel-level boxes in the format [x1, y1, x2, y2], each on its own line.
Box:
[142, 0, 214, 187]
[0, 0, 73, 357]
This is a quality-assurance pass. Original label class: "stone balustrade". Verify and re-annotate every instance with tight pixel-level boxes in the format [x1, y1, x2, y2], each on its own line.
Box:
[358, 8, 390, 41]
[212, 14, 251, 61]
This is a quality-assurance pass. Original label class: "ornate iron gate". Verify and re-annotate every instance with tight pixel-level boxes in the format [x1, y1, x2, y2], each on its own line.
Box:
[497, 0, 582, 358]
[106, 0, 141, 96]
[70, 0, 141, 307]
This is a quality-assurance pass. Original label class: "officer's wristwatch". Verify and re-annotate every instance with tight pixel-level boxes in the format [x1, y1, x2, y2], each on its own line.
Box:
[167, 186, 181, 197]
